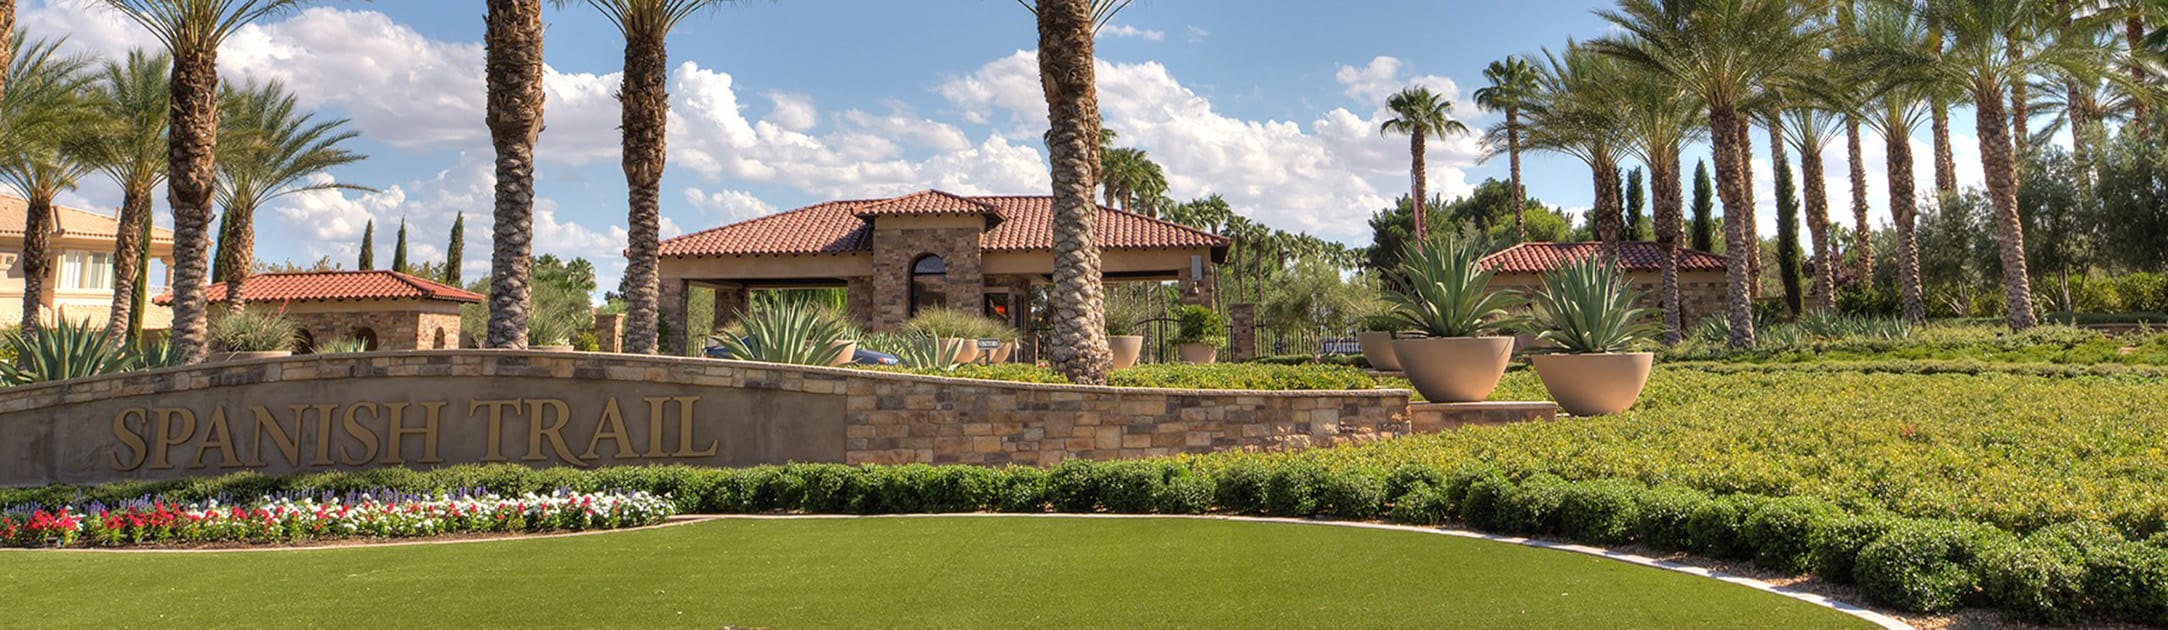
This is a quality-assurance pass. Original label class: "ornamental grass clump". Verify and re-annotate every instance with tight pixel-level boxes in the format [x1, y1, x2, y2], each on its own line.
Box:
[315, 336, 371, 354]
[1526, 256, 1657, 354]
[210, 308, 300, 352]
[903, 306, 1011, 341]
[862, 332, 960, 371]
[714, 301, 852, 366]
[1383, 237, 1522, 338]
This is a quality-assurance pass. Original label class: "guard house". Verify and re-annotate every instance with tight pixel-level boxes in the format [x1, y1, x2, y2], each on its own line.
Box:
[156, 270, 480, 352]
[657, 190, 1231, 351]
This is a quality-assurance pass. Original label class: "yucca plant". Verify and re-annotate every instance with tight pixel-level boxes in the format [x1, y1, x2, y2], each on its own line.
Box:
[1384, 236, 1523, 337]
[315, 336, 372, 353]
[0, 320, 136, 386]
[713, 300, 852, 366]
[1526, 256, 1658, 354]
[209, 308, 299, 352]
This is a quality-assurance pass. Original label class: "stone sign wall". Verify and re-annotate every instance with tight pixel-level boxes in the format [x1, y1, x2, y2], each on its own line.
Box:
[0, 351, 1413, 487]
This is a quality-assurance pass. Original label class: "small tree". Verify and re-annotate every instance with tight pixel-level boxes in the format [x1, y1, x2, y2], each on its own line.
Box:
[391, 217, 409, 274]
[358, 219, 375, 270]
[1690, 160, 1715, 252]
[445, 213, 464, 285]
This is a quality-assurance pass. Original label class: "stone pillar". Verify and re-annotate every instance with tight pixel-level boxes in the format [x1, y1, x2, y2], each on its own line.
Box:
[711, 282, 748, 331]
[660, 278, 688, 356]
[846, 276, 876, 329]
[1177, 253, 1216, 306]
[1229, 303, 1257, 361]
[591, 312, 624, 353]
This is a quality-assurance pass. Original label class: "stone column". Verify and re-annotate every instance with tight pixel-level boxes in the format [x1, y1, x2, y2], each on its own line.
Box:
[1177, 253, 1217, 306]
[591, 312, 624, 353]
[846, 276, 876, 329]
[1229, 303, 1257, 361]
[659, 278, 688, 356]
[711, 282, 749, 331]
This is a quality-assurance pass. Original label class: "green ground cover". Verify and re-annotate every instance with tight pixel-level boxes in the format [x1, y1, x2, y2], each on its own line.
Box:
[0, 516, 1868, 629]
[1661, 323, 2168, 366]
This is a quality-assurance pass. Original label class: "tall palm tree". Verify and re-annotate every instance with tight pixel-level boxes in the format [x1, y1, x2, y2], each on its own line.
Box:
[1925, 10, 1962, 197]
[100, 0, 310, 364]
[1593, 0, 1825, 348]
[1475, 56, 1540, 242]
[74, 50, 169, 341]
[1834, 3, 1876, 281]
[1021, 0, 1133, 385]
[1613, 62, 1708, 343]
[1380, 86, 1470, 251]
[1847, 0, 1935, 323]
[556, 0, 730, 356]
[1518, 44, 1629, 247]
[485, 0, 547, 350]
[1100, 145, 1168, 216]
[1780, 94, 1844, 313]
[0, 1, 15, 107]
[209, 79, 370, 312]
[0, 38, 95, 329]
[1920, 0, 2112, 331]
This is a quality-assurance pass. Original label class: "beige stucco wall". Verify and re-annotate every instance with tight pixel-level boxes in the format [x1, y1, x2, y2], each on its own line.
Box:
[0, 234, 176, 328]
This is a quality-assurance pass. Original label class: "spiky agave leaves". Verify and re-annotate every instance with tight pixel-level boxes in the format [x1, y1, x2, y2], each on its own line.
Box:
[714, 301, 852, 366]
[1, 320, 138, 386]
[1384, 236, 1524, 338]
[1527, 256, 1658, 354]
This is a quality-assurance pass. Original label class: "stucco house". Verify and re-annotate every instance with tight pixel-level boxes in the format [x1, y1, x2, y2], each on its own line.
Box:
[1478, 241, 1731, 326]
[0, 196, 176, 328]
[156, 270, 479, 352]
[657, 189, 1230, 351]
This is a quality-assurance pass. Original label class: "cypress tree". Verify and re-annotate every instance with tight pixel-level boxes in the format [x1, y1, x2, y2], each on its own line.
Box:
[445, 213, 464, 285]
[1775, 155, 1805, 316]
[359, 220, 376, 270]
[392, 218, 410, 274]
[1690, 160, 1715, 252]
[1626, 167, 1647, 241]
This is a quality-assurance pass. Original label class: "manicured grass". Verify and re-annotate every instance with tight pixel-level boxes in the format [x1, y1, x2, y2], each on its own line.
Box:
[0, 516, 1868, 629]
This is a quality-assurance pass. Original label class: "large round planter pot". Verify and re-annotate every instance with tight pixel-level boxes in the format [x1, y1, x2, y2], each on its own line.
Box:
[1109, 335, 1145, 370]
[1177, 343, 1218, 364]
[989, 341, 1015, 364]
[225, 350, 293, 362]
[1391, 336, 1514, 403]
[1357, 331, 1402, 371]
[941, 338, 980, 364]
[1529, 352, 1655, 417]
[827, 340, 858, 367]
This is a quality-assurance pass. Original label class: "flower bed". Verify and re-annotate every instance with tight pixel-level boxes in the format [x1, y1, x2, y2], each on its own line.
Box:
[0, 489, 676, 548]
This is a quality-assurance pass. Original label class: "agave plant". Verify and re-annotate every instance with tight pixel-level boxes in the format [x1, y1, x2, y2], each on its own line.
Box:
[1384, 236, 1523, 337]
[210, 308, 300, 352]
[527, 309, 582, 347]
[0, 320, 137, 386]
[130, 334, 189, 370]
[315, 336, 372, 354]
[1526, 256, 1658, 354]
[713, 301, 852, 366]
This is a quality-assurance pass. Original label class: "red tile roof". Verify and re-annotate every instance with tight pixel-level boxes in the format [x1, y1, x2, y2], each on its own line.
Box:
[1479, 241, 1728, 274]
[852, 189, 1001, 219]
[661, 191, 1231, 258]
[153, 270, 483, 305]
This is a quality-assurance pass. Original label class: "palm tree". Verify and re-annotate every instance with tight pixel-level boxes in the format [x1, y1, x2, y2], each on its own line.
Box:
[1780, 100, 1843, 313]
[1846, 0, 1934, 323]
[1834, 2, 1875, 282]
[1925, 11, 1962, 197]
[74, 50, 169, 341]
[1, 1, 16, 107]
[1475, 56, 1540, 242]
[209, 79, 370, 313]
[1593, 0, 1825, 348]
[1920, 0, 2113, 331]
[1516, 45, 1629, 247]
[100, 0, 310, 364]
[1612, 61, 1708, 343]
[484, 0, 547, 350]
[0, 38, 95, 329]
[555, 0, 730, 356]
[1100, 145, 1168, 216]
[1381, 86, 1471, 251]
[1021, 0, 1134, 385]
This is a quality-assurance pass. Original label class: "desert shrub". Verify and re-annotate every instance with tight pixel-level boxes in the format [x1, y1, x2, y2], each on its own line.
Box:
[1261, 462, 1327, 517]
[1210, 460, 1272, 515]
[1557, 478, 1643, 545]
[1743, 496, 1843, 573]
[1315, 468, 1386, 518]
[1387, 483, 1453, 525]
[1633, 485, 1711, 552]
[209, 308, 300, 352]
[1109, 363, 1376, 390]
[1686, 494, 1769, 560]
[1854, 520, 2013, 613]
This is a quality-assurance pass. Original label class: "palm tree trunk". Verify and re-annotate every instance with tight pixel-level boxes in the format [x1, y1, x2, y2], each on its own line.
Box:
[1972, 87, 2039, 330]
[1799, 135, 1835, 313]
[1709, 103, 1756, 348]
[107, 183, 153, 340]
[485, 0, 546, 350]
[20, 195, 52, 328]
[1846, 118, 1873, 282]
[0, 1, 14, 107]
[2130, 16, 2150, 120]
[1931, 99, 1957, 196]
[165, 52, 221, 363]
[618, 26, 668, 355]
[1734, 116, 1760, 299]
[1885, 112, 1926, 324]
[2008, 41, 2030, 161]
[1410, 132, 1428, 248]
[1508, 108, 1525, 242]
[1037, 0, 1112, 384]
[1591, 154, 1621, 245]
[1652, 152, 1684, 344]
[217, 204, 254, 314]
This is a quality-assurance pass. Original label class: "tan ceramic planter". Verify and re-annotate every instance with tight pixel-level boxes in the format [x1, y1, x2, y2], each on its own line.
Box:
[989, 341, 1015, 364]
[940, 338, 980, 364]
[827, 340, 858, 366]
[1391, 336, 1513, 403]
[1529, 352, 1654, 416]
[1177, 343, 1218, 364]
[1109, 335, 1145, 369]
[1357, 331, 1402, 371]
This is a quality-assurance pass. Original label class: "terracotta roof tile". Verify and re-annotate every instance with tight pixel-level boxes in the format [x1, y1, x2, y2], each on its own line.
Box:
[0, 195, 176, 244]
[153, 270, 483, 305]
[1479, 241, 1728, 274]
[852, 189, 1001, 219]
[661, 191, 1231, 257]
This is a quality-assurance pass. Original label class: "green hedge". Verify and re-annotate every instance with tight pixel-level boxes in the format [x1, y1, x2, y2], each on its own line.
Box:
[9, 461, 2166, 624]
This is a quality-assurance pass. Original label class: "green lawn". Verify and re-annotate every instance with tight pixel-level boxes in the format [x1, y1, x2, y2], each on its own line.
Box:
[0, 516, 1868, 629]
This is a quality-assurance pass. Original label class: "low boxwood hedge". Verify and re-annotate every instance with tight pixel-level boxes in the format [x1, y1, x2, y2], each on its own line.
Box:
[8, 461, 2168, 625]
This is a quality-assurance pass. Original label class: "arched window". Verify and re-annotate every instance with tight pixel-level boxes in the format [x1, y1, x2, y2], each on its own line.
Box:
[350, 327, 380, 351]
[294, 329, 317, 355]
[910, 254, 946, 316]
[432, 327, 448, 349]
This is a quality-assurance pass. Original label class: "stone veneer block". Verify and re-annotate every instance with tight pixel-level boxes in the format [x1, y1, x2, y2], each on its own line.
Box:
[1406, 401, 1559, 432]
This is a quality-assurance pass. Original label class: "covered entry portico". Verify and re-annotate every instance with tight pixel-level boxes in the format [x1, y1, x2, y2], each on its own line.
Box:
[657, 190, 1229, 354]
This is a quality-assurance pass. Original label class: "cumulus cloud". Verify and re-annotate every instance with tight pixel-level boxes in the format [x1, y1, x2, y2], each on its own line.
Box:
[683, 187, 777, 224]
[1101, 24, 1164, 41]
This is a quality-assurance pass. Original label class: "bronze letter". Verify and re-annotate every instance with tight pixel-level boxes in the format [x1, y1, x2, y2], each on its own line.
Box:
[110, 409, 149, 472]
[471, 400, 522, 462]
[669, 396, 718, 458]
[310, 402, 337, 466]
[522, 399, 584, 466]
[382, 402, 443, 465]
[148, 408, 198, 470]
[339, 402, 381, 466]
[248, 405, 313, 468]
[643, 396, 668, 458]
[581, 398, 638, 461]
[192, 407, 243, 469]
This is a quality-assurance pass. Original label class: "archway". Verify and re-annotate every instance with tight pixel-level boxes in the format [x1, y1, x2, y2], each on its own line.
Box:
[294, 329, 317, 355]
[909, 254, 946, 317]
[432, 327, 448, 349]
[350, 327, 380, 351]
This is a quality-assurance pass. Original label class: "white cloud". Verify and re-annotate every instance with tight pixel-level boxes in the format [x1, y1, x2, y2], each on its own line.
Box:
[1101, 24, 1164, 41]
[683, 187, 777, 224]
[1185, 26, 1211, 42]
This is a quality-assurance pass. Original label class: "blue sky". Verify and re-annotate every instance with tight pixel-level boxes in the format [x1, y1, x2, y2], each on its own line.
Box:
[22, 1, 1983, 293]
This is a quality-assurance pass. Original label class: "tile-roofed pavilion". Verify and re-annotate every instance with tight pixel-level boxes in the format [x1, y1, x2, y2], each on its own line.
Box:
[156, 270, 478, 353]
[1477, 241, 1733, 327]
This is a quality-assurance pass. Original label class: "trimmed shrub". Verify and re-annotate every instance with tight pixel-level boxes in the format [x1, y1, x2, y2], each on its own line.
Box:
[1493, 474, 1570, 536]
[1440, 465, 1506, 520]
[1382, 464, 1445, 503]
[993, 467, 1050, 513]
[1154, 471, 1213, 514]
[1387, 483, 1452, 526]
[1743, 496, 1843, 573]
[1557, 479, 1643, 545]
[1854, 520, 2012, 613]
[1686, 494, 1769, 560]
[1809, 513, 1904, 585]
[1980, 537, 2090, 625]
[1212, 461, 1272, 515]
[1633, 485, 1712, 552]
[1316, 469, 1386, 518]
[2078, 539, 2168, 624]
[1456, 471, 1516, 532]
[1047, 460, 1102, 513]
[1097, 461, 1172, 514]
[1262, 463, 1328, 517]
